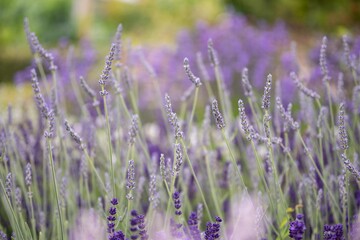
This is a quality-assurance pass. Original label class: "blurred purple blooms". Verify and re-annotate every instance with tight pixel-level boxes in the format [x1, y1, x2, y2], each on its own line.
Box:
[15, 38, 97, 90]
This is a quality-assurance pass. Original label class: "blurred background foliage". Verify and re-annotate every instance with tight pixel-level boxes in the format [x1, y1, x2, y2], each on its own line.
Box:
[0, 0, 359, 85]
[0, 0, 223, 84]
[226, 0, 360, 32]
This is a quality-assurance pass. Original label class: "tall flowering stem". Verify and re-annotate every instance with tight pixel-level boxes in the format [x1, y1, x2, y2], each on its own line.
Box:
[99, 44, 116, 197]
[212, 99, 249, 195]
[208, 39, 227, 117]
[320, 36, 335, 129]
[184, 57, 201, 134]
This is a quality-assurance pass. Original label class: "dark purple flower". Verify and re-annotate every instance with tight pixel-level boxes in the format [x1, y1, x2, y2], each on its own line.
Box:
[128, 210, 148, 240]
[110, 230, 125, 240]
[204, 217, 222, 240]
[111, 198, 119, 206]
[323, 224, 344, 240]
[187, 212, 201, 240]
[107, 199, 119, 236]
[173, 191, 182, 215]
[289, 214, 306, 240]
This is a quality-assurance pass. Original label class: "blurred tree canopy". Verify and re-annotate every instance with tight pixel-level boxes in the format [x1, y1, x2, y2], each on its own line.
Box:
[226, 0, 360, 32]
[0, 0, 75, 48]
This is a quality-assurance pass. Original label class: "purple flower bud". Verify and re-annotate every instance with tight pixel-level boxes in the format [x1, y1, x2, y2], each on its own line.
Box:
[184, 57, 201, 87]
[212, 99, 225, 129]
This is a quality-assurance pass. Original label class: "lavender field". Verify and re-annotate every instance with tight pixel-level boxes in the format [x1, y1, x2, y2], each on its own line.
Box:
[1, 12, 360, 240]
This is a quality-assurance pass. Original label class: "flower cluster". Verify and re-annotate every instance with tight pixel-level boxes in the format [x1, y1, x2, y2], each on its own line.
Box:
[289, 214, 306, 240]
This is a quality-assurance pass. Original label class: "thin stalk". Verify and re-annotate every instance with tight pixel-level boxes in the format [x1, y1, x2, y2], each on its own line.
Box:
[187, 87, 199, 134]
[345, 171, 350, 239]
[129, 89, 139, 116]
[325, 82, 335, 130]
[247, 97, 262, 130]
[221, 130, 249, 195]
[165, 142, 178, 228]
[0, 180, 25, 240]
[297, 131, 341, 219]
[203, 78, 214, 98]
[47, 139, 64, 240]
[351, 68, 359, 86]
[28, 186, 37, 240]
[180, 138, 212, 220]
[101, 87, 116, 197]
[83, 149, 106, 192]
[125, 199, 133, 237]
[204, 147, 223, 219]
[214, 65, 227, 117]
[164, 175, 177, 231]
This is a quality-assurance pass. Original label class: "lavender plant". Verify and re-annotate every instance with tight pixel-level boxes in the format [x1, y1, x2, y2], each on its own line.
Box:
[2, 15, 360, 240]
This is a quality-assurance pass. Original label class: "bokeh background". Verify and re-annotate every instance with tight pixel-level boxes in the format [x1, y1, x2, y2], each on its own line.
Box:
[1, 0, 360, 107]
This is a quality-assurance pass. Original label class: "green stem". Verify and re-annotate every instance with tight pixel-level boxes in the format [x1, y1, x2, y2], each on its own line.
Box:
[180, 138, 212, 220]
[325, 82, 335, 130]
[101, 87, 116, 197]
[187, 87, 199, 135]
[221, 130, 249, 195]
[204, 147, 223, 219]
[0, 180, 25, 240]
[28, 187, 37, 240]
[214, 65, 226, 117]
[47, 139, 64, 240]
[297, 131, 341, 220]
[83, 149, 106, 192]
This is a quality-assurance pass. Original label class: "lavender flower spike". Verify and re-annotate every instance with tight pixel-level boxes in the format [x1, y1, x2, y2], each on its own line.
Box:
[30, 32, 54, 65]
[323, 224, 344, 240]
[164, 93, 183, 140]
[212, 99, 225, 129]
[99, 43, 116, 96]
[337, 103, 348, 151]
[242, 68, 253, 98]
[184, 58, 201, 87]
[64, 120, 84, 150]
[320, 36, 329, 82]
[341, 153, 360, 181]
[238, 99, 250, 140]
[290, 72, 320, 100]
[261, 74, 272, 110]
[44, 110, 55, 139]
[289, 214, 306, 240]
[25, 162, 32, 187]
[5, 172, 12, 198]
[208, 39, 219, 66]
[126, 160, 135, 200]
[31, 69, 49, 119]
[173, 143, 183, 174]
[80, 76, 96, 99]
[128, 115, 139, 145]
